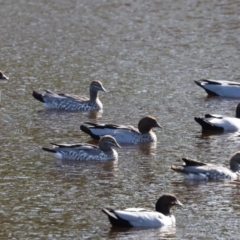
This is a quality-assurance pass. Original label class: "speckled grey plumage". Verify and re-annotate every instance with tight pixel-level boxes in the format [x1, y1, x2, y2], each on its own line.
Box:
[42, 135, 121, 161]
[32, 80, 106, 111]
[171, 152, 240, 180]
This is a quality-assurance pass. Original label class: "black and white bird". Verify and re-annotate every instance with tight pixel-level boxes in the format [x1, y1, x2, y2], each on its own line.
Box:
[194, 79, 240, 98]
[194, 103, 240, 132]
[80, 116, 162, 144]
[102, 194, 183, 228]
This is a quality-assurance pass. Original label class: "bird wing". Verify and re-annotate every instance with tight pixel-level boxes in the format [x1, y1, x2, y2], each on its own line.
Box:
[51, 142, 98, 150]
[84, 122, 138, 131]
[201, 79, 240, 86]
[182, 157, 207, 166]
[204, 114, 223, 119]
[57, 93, 89, 101]
[114, 210, 164, 227]
[44, 90, 89, 101]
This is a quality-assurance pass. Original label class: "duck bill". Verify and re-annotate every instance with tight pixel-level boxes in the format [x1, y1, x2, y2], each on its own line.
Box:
[115, 142, 121, 148]
[100, 86, 107, 92]
[156, 122, 162, 128]
[175, 199, 183, 206]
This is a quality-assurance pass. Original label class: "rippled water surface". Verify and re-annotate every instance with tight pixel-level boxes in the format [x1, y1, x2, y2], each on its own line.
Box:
[1, 0, 240, 239]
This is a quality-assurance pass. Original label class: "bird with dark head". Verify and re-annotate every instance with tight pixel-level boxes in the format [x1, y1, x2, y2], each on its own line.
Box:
[102, 194, 183, 228]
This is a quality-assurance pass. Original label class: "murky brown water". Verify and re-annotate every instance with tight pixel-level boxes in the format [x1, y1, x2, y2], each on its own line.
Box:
[1, 0, 240, 239]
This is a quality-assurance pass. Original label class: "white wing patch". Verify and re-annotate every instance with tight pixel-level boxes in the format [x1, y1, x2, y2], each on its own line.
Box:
[115, 210, 175, 227]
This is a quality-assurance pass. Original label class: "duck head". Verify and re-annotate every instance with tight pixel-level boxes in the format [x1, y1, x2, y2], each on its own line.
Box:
[90, 80, 106, 93]
[155, 194, 183, 215]
[229, 151, 240, 172]
[138, 116, 162, 134]
[99, 135, 121, 151]
[235, 103, 240, 118]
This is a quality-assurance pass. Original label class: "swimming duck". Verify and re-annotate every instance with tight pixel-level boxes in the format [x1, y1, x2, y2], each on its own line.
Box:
[32, 80, 106, 111]
[194, 79, 240, 98]
[80, 116, 162, 144]
[171, 151, 240, 180]
[194, 103, 240, 132]
[42, 135, 120, 161]
[0, 70, 9, 80]
[102, 194, 183, 228]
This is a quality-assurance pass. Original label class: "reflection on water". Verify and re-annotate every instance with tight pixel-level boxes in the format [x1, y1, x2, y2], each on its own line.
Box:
[86, 138, 157, 156]
[88, 109, 103, 120]
[38, 108, 103, 120]
[55, 158, 119, 180]
[107, 225, 176, 239]
[198, 130, 226, 138]
[138, 142, 157, 156]
[199, 130, 240, 143]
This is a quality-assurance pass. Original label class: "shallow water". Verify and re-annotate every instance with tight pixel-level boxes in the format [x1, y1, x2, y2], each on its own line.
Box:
[1, 0, 240, 239]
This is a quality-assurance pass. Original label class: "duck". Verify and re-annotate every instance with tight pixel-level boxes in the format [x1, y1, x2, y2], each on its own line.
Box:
[194, 79, 240, 98]
[80, 116, 162, 144]
[0, 70, 9, 80]
[102, 194, 183, 228]
[194, 103, 240, 132]
[171, 151, 240, 180]
[32, 80, 106, 111]
[42, 135, 120, 161]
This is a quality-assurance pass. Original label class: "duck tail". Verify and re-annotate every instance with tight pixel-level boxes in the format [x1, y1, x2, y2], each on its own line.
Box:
[194, 80, 220, 96]
[171, 165, 187, 174]
[102, 208, 117, 219]
[182, 157, 207, 166]
[194, 117, 223, 131]
[80, 125, 101, 140]
[42, 147, 56, 153]
[32, 90, 45, 103]
[194, 80, 203, 87]
[194, 117, 208, 129]
[102, 208, 132, 227]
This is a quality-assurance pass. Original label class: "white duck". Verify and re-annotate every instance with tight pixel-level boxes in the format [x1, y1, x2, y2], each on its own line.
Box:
[194, 103, 240, 132]
[102, 194, 183, 228]
[194, 79, 240, 98]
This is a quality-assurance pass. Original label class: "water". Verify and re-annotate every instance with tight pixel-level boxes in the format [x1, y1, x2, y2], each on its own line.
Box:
[1, 0, 240, 239]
